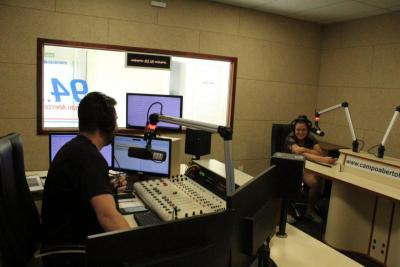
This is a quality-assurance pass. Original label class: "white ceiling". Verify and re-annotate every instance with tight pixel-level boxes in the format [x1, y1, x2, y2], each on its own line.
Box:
[211, 0, 400, 24]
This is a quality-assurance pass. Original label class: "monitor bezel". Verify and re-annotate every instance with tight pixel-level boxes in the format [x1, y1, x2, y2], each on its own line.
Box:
[125, 93, 183, 131]
[86, 210, 232, 267]
[112, 134, 172, 177]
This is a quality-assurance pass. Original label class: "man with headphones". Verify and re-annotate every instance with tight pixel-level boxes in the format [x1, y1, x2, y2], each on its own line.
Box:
[41, 92, 130, 267]
[284, 115, 335, 223]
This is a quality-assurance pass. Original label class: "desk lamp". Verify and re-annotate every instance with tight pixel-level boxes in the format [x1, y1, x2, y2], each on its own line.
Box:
[315, 102, 359, 152]
[377, 105, 400, 158]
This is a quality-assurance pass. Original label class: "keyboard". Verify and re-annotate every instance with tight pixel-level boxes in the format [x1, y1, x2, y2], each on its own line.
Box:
[134, 211, 162, 226]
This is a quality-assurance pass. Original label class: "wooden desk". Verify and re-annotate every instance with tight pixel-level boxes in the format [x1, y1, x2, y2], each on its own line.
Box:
[270, 224, 362, 267]
[126, 161, 362, 267]
[126, 213, 362, 267]
[306, 149, 400, 266]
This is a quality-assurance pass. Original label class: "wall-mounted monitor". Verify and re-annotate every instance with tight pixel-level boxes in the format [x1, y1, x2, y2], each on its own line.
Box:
[126, 93, 182, 131]
[112, 134, 171, 177]
[49, 133, 112, 167]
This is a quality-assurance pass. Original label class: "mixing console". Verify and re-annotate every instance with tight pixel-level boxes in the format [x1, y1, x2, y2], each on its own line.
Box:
[133, 175, 225, 221]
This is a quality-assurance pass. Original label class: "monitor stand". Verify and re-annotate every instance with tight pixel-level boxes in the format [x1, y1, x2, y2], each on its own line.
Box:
[256, 239, 277, 267]
[269, 259, 278, 267]
[137, 172, 149, 181]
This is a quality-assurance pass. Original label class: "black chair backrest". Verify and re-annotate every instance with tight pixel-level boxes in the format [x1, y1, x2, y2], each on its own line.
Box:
[271, 124, 292, 155]
[0, 133, 40, 267]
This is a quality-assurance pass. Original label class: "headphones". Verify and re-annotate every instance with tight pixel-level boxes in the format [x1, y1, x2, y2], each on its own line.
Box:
[290, 115, 312, 132]
[91, 92, 116, 135]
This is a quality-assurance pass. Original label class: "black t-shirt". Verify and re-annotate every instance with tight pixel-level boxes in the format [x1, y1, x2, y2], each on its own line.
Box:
[284, 132, 318, 153]
[41, 135, 112, 246]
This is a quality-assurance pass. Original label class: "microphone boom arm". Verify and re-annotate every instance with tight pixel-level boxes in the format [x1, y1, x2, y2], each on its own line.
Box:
[151, 114, 235, 199]
[378, 105, 400, 158]
[316, 102, 359, 152]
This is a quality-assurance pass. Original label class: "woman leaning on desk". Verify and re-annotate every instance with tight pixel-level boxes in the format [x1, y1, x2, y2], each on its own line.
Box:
[284, 115, 336, 224]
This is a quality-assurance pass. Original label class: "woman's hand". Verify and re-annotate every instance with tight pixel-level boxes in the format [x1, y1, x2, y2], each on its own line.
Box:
[322, 157, 336, 164]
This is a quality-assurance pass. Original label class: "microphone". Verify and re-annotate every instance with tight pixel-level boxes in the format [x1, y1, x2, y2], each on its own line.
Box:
[128, 146, 166, 161]
[310, 126, 325, 136]
[144, 113, 159, 141]
[149, 113, 159, 125]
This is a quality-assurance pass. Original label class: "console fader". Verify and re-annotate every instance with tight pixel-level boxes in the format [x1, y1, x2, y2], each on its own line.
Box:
[133, 175, 225, 221]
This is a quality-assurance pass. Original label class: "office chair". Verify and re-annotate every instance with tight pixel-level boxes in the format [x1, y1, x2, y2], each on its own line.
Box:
[270, 124, 308, 220]
[0, 133, 85, 267]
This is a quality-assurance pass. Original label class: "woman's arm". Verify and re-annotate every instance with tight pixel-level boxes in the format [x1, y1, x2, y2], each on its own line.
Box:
[291, 143, 324, 156]
[307, 143, 323, 155]
[302, 152, 336, 164]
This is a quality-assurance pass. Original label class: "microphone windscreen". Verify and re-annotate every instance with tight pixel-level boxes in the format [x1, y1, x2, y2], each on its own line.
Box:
[149, 113, 159, 125]
[128, 147, 147, 158]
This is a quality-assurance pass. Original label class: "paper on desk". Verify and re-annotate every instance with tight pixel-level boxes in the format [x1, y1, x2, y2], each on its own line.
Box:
[118, 197, 145, 209]
[26, 175, 44, 192]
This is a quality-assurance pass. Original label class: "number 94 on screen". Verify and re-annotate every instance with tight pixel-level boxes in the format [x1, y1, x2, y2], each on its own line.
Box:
[50, 78, 88, 102]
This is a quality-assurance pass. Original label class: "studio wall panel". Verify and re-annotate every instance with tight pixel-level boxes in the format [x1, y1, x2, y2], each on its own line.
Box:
[239, 8, 321, 49]
[158, 0, 240, 35]
[109, 19, 200, 52]
[0, 63, 35, 118]
[56, 0, 157, 24]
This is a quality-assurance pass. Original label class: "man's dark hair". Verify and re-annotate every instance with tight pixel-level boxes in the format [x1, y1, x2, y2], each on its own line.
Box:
[78, 92, 117, 135]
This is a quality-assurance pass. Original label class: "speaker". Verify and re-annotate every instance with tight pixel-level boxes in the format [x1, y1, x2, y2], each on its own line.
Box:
[270, 152, 305, 199]
[185, 129, 211, 159]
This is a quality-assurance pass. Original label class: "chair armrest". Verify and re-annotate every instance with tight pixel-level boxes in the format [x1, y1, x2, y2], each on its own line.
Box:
[34, 244, 86, 258]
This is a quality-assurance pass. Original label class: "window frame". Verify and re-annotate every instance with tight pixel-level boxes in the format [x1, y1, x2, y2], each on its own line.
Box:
[37, 38, 237, 135]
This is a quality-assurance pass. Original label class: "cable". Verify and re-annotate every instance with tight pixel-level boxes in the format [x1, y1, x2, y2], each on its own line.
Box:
[357, 139, 365, 151]
[145, 101, 164, 164]
[113, 154, 121, 170]
[184, 163, 200, 178]
[367, 144, 379, 157]
[146, 102, 163, 126]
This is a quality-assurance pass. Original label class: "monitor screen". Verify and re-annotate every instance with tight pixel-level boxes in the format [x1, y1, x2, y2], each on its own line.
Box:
[113, 134, 171, 177]
[49, 134, 112, 167]
[126, 93, 182, 130]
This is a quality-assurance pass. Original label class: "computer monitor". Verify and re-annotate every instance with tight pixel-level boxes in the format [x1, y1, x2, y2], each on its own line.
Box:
[126, 93, 183, 130]
[49, 133, 112, 167]
[112, 134, 171, 177]
[230, 153, 304, 267]
[230, 166, 279, 267]
[86, 211, 232, 267]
